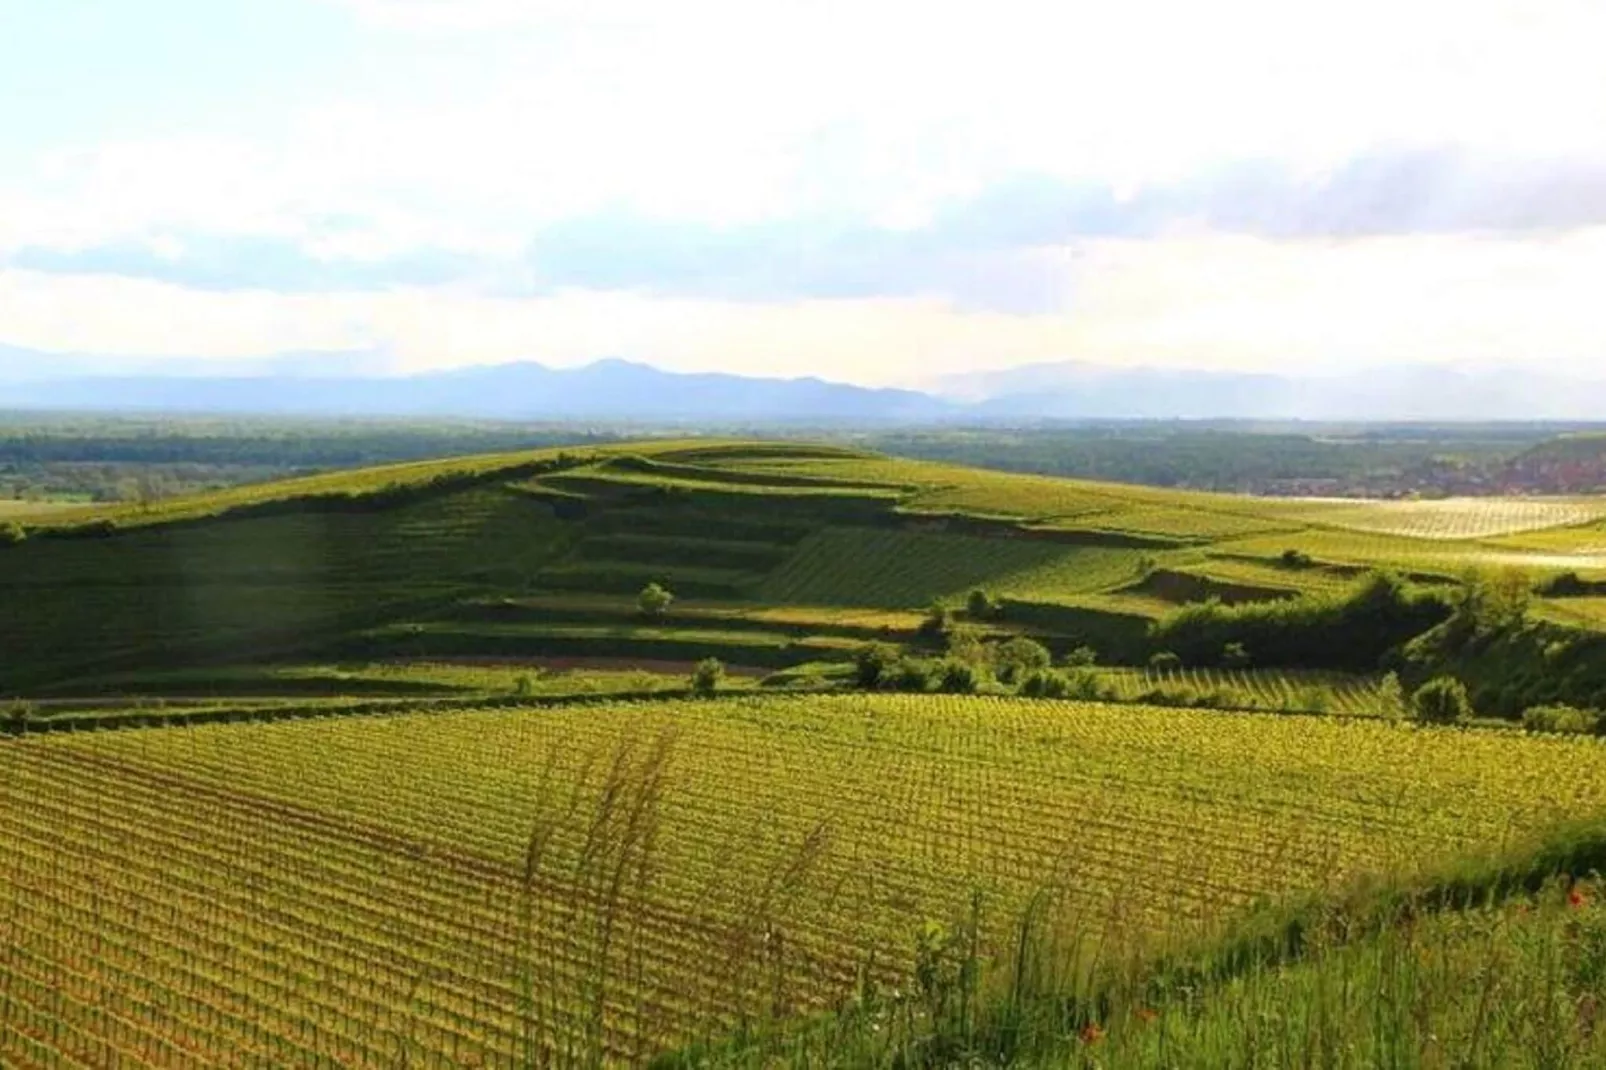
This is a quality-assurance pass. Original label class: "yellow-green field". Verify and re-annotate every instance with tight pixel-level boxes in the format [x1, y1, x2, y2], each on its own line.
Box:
[7, 695, 1606, 1065]
[0, 500, 82, 520]
[1271, 496, 1606, 540]
[1099, 666, 1385, 714]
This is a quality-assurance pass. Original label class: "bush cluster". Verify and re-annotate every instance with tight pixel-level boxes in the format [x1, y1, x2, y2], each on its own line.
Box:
[1522, 704, 1603, 736]
[1412, 675, 1473, 725]
[1150, 570, 1449, 670]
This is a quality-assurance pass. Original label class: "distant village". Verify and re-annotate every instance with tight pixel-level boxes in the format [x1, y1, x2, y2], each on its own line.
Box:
[1260, 435, 1606, 499]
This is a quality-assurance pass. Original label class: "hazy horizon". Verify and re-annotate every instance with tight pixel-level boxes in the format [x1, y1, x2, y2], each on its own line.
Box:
[3, 1, 1604, 390]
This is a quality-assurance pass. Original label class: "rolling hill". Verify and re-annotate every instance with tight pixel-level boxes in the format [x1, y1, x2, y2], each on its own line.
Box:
[4, 439, 1606, 695]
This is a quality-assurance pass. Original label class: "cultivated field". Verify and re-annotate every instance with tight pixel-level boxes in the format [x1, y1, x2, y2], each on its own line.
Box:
[754, 529, 1144, 608]
[1280, 496, 1606, 540]
[1099, 667, 1385, 714]
[7, 696, 1606, 1065]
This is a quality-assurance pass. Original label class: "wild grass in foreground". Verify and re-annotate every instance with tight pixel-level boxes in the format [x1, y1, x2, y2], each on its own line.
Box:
[670, 822, 1606, 1070]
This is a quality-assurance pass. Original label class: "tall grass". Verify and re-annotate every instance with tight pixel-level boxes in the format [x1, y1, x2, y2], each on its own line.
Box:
[655, 817, 1606, 1068]
[512, 729, 839, 1069]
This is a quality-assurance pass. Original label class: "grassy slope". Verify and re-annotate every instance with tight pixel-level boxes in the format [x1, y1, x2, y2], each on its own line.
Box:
[6, 437, 1606, 691]
[685, 817, 1606, 1069]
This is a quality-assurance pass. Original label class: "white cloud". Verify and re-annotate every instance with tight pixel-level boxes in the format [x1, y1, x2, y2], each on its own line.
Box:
[10, 0, 1605, 254]
[2, 0, 1604, 381]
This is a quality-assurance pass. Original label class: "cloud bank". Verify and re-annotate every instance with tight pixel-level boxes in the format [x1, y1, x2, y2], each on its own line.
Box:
[0, 0, 1602, 384]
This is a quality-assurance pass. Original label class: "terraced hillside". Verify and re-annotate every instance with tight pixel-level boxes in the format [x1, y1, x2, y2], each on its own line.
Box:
[5, 438, 1606, 693]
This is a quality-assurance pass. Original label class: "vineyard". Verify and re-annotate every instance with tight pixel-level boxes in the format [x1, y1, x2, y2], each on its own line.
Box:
[8, 696, 1606, 1065]
[1279, 496, 1606, 540]
[6, 438, 1606, 693]
[1098, 667, 1385, 714]
[753, 528, 1144, 608]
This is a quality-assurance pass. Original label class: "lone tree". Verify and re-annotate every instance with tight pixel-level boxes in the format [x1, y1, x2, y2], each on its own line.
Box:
[1451, 566, 1531, 637]
[637, 582, 674, 619]
[995, 636, 1051, 684]
[4, 701, 33, 736]
[917, 600, 955, 640]
[691, 657, 725, 695]
[965, 588, 1000, 620]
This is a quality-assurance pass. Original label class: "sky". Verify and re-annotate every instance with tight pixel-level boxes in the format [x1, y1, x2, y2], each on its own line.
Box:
[1, 0, 1604, 390]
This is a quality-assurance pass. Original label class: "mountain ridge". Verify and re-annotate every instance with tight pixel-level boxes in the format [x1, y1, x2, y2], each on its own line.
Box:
[1, 346, 1604, 421]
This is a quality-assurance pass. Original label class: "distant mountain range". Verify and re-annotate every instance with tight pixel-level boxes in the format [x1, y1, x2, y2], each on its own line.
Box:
[935, 360, 1606, 421]
[0, 351, 949, 423]
[1, 346, 1603, 422]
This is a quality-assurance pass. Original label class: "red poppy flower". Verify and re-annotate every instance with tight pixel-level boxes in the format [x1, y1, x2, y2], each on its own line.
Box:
[1570, 888, 1587, 909]
[1080, 1023, 1106, 1045]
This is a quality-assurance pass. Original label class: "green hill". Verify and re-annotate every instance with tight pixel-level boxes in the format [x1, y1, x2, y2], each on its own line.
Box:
[5, 439, 1606, 693]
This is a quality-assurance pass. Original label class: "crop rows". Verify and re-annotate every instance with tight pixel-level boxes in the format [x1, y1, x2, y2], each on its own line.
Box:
[9, 696, 1606, 1065]
[1099, 667, 1384, 714]
[1291, 496, 1606, 541]
[1071, 504, 1295, 540]
[756, 528, 1139, 608]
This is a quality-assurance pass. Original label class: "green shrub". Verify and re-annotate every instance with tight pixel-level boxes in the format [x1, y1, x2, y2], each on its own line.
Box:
[1138, 683, 1202, 707]
[1280, 548, 1314, 568]
[1064, 667, 1112, 701]
[1019, 669, 1068, 699]
[3, 701, 35, 734]
[0, 521, 25, 546]
[1413, 676, 1473, 725]
[691, 657, 725, 695]
[893, 658, 940, 693]
[1522, 704, 1602, 735]
[1021, 667, 1114, 702]
[1063, 645, 1098, 668]
[937, 658, 981, 694]
[637, 582, 674, 619]
[994, 636, 1051, 684]
[1540, 570, 1594, 596]
[918, 601, 955, 640]
[965, 588, 999, 620]
[853, 642, 902, 689]
[944, 623, 988, 665]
